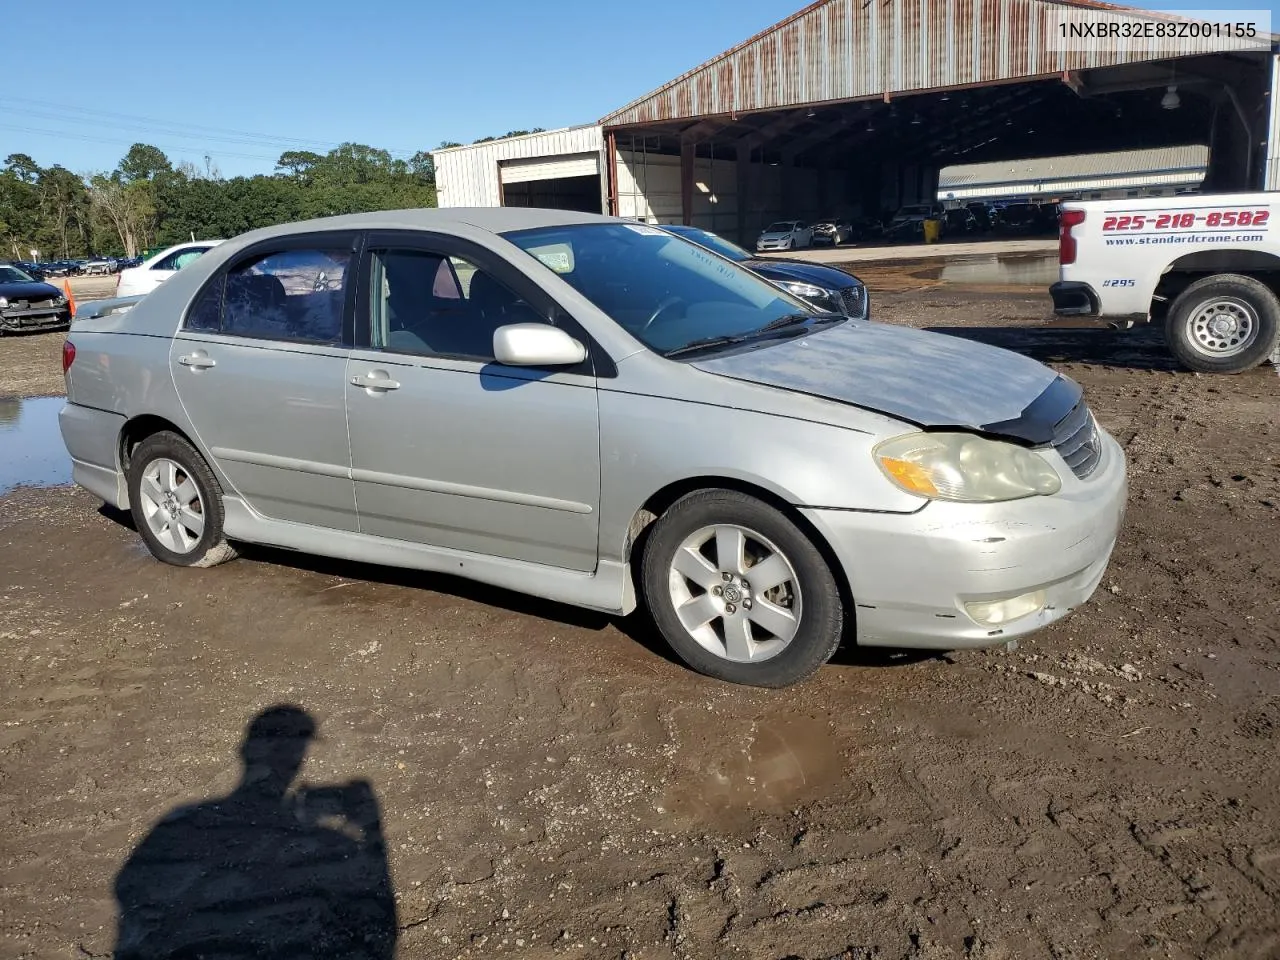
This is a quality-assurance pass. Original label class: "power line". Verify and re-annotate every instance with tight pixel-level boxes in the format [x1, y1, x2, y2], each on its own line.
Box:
[0, 122, 284, 165]
[0, 96, 422, 157]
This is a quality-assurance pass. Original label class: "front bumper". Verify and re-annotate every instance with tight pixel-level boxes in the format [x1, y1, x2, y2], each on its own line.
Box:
[0, 306, 71, 332]
[803, 428, 1127, 651]
[1049, 280, 1099, 317]
[756, 239, 792, 251]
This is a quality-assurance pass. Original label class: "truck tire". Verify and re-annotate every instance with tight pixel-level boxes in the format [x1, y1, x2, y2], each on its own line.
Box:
[1164, 274, 1280, 374]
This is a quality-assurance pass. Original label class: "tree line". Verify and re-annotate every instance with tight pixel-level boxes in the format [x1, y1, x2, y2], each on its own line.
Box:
[0, 142, 439, 260]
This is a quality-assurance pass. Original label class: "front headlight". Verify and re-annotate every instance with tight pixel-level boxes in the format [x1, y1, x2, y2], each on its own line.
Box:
[0, 296, 7, 307]
[875, 432, 1061, 502]
[53, 295, 68, 307]
[775, 280, 829, 300]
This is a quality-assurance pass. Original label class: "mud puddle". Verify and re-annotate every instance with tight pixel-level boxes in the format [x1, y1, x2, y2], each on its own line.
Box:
[662, 712, 846, 825]
[0, 396, 71, 494]
[923, 253, 1058, 286]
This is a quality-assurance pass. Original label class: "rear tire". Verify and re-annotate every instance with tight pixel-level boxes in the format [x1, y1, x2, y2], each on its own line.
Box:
[1165, 274, 1280, 374]
[641, 489, 844, 688]
[127, 431, 238, 568]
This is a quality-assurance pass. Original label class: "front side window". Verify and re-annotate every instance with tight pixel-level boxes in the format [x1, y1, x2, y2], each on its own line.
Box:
[153, 246, 211, 272]
[504, 223, 826, 356]
[184, 247, 349, 344]
[369, 248, 548, 360]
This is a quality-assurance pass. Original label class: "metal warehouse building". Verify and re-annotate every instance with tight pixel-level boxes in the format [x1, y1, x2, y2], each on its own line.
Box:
[435, 0, 1280, 245]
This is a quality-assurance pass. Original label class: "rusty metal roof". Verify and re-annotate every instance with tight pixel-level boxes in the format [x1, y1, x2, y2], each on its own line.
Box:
[601, 0, 1265, 128]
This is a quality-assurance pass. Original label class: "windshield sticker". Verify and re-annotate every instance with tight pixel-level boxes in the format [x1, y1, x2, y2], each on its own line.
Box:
[624, 224, 668, 237]
[528, 243, 575, 273]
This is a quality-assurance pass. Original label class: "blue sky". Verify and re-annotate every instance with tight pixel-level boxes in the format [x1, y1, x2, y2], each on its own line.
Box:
[2, 0, 1275, 178]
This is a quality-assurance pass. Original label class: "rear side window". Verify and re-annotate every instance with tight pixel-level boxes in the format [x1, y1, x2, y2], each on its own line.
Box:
[152, 247, 211, 271]
[184, 248, 350, 345]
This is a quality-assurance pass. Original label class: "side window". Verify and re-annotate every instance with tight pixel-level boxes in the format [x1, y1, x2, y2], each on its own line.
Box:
[370, 249, 548, 360]
[182, 248, 350, 344]
[152, 246, 210, 271]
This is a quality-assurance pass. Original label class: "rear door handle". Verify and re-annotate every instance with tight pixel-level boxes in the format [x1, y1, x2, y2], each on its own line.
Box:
[350, 373, 401, 391]
[178, 354, 216, 370]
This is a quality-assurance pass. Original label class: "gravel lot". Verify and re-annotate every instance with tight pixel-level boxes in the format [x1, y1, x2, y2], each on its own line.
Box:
[1, 257, 1279, 959]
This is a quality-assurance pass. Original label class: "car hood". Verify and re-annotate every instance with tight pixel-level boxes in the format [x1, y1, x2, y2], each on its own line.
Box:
[0, 280, 62, 301]
[745, 258, 861, 289]
[691, 319, 1064, 436]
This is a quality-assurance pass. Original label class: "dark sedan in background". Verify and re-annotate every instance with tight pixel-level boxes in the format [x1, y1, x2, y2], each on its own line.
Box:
[662, 225, 868, 319]
[0, 263, 72, 333]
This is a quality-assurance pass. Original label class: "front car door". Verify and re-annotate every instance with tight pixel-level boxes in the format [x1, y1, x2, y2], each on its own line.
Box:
[344, 231, 601, 572]
[169, 232, 359, 530]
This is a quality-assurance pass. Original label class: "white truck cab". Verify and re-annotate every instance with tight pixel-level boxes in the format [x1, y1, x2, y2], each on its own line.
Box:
[1051, 192, 1280, 373]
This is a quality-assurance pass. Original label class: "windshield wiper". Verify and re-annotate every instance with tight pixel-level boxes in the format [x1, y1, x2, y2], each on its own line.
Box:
[757, 312, 843, 333]
[664, 313, 843, 359]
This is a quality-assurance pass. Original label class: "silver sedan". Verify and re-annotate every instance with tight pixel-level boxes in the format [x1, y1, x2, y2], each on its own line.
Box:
[58, 208, 1127, 687]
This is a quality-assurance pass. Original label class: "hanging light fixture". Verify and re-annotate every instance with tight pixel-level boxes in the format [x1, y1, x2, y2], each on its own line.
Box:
[1161, 62, 1181, 111]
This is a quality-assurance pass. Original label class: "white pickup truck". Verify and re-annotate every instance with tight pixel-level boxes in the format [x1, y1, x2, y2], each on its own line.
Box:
[1051, 192, 1280, 374]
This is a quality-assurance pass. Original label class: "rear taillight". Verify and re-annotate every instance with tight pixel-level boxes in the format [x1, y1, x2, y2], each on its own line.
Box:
[62, 340, 76, 374]
[1059, 209, 1086, 265]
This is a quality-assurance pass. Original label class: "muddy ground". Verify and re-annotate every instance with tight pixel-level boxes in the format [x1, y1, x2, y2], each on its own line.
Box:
[2, 258, 1279, 959]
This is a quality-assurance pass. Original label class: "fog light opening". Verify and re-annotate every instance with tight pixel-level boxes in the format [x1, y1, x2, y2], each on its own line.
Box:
[964, 590, 1046, 626]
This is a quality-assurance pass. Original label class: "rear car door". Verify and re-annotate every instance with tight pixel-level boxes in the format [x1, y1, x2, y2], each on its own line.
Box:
[169, 232, 359, 530]
[344, 231, 601, 571]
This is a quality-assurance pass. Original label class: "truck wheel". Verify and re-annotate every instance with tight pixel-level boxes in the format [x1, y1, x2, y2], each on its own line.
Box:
[641, 489, 844, 688]
[1165, 274, 1280, 374]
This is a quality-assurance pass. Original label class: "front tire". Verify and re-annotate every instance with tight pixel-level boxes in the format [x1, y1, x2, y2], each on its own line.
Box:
[127, 431, 238, 568]
[1165, 274, 1280, 374]
[641, 490, 844, 687]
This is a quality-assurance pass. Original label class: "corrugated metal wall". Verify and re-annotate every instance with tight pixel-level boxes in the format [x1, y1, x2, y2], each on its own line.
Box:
[435, 126, 604, 207]
[602, 0, 1249, 127]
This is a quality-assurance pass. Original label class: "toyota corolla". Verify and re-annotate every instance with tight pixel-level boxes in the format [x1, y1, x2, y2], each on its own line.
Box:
[58, 208, 1127, 687]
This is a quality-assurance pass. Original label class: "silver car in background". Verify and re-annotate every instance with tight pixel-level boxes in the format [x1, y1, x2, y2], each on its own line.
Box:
[59, 208, 1127, 687]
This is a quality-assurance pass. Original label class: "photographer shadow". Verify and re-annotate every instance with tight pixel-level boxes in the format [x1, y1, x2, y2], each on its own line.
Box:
[112, 705, 397, 960]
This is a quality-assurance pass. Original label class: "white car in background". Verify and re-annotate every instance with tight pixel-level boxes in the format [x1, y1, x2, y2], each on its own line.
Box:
[116, 241, 224, 298]
[756, 221, 813, 252]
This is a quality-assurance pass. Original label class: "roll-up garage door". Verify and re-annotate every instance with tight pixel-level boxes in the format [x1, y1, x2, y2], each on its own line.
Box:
[499, 153, 599, 185]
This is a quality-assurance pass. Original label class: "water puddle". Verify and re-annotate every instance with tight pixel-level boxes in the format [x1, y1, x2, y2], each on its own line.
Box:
[661, 712, 845, 825]
[919, 253, 1059, 286]
[0, 397, 72, 495]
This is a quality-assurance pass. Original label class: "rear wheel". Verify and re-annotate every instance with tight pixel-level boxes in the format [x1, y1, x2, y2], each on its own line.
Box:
[127, 431, 238, 568]
[641, 490, 844, 687]
[1165, 274, 1280, 374]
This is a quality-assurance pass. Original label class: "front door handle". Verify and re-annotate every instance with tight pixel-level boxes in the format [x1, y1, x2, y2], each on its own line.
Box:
[178, 354, 216, 370]
[350, 373, 401, 391]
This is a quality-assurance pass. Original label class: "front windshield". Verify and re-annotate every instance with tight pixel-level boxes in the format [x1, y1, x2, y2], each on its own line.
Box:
[764, 222, 794, 233]
[0, 266, 34, 283]
[668, 227, 751, 263]
[504, 223, 821, 355]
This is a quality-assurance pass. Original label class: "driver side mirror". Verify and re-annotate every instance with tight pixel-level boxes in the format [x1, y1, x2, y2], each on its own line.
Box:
[493, 323, 587, 367]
